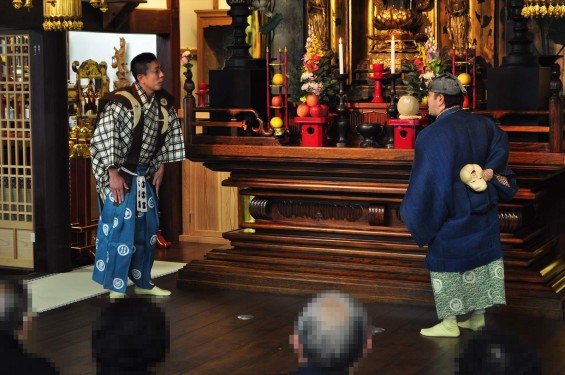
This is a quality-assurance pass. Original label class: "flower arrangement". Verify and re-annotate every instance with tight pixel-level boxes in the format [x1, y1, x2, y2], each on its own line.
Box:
[289, 25, 338, 105]
[402, 27, 447, 101]
[181, 50, 194, 71]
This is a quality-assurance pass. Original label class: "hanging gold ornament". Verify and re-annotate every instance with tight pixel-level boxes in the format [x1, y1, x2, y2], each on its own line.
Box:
[99, 0, 108, 12]
[43, 0, 83, 31]
[523, 0, 565, 18]
[12, 0, 109, 31]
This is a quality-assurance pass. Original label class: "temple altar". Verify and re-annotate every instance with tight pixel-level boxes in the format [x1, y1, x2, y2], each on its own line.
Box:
[178, 0, 565, 319]
[179, 98, 565, 319]
[178, 142, 565, 318]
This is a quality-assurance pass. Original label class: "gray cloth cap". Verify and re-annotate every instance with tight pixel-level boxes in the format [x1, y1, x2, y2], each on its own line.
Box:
[428, 73, 467, 95]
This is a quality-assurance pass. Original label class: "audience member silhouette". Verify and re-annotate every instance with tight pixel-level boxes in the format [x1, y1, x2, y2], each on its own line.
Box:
[290, 291, 373, 375]
[0, 279, 59, 374]
[92, 297, 170, 374]
[456, 329, 542, 375]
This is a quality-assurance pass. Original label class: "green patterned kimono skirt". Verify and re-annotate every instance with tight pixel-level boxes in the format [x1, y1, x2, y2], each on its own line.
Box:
[430, 258, 506, 319]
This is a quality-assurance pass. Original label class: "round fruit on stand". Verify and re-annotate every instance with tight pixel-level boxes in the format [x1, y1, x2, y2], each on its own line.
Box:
[457, 72, 471, 86]
[270, 116, 283, 128]
[271, 95, 283, 107]
[319, 104, 329, 117]
[272, 73, 284, 85]
[306, 94, 319, 107]
[296, 103, 310, 117]
[309, 105, 322, 118]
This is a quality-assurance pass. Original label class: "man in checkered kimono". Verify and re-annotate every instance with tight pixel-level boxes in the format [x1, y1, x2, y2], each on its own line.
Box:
[90, 53, 185, 298]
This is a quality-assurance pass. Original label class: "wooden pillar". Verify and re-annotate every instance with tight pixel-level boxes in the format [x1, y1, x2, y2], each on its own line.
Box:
[30, 31, 72, 272]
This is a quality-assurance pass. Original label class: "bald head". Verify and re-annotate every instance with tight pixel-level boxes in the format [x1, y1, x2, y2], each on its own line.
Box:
[295, 291, 370, 371]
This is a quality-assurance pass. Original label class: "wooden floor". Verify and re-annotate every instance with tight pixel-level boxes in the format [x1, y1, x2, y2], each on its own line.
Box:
[9, 243, 565, 374]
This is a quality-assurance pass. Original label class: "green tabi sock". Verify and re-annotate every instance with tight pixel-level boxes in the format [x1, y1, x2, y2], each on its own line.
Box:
[134, 285, 171, 297]
[420, 318, 460, 338]
[457, 314, 485, 331]
[108, 291, 126, 299]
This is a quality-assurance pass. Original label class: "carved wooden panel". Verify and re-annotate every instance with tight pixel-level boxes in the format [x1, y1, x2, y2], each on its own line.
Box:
[276, 200, 364, 222]
[249, 197, 386, 227]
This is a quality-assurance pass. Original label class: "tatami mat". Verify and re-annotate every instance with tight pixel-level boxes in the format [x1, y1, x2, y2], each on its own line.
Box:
[27, 261, 185, 313]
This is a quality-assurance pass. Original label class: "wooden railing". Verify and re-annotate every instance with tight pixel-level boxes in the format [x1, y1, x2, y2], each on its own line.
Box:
[183, 95, 277, 146]
[349, 99, 564, 154]
[474, 102, 564, 154]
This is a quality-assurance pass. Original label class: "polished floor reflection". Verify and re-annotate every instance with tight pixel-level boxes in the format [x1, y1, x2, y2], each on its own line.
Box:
[21, 243, 565, 374]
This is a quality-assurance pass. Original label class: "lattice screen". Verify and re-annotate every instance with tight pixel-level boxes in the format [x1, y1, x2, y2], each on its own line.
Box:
[0, 34, 33, 268]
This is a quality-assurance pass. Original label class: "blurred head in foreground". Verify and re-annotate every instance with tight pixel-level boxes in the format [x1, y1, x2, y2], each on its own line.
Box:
[92, 297, 170, 374]
[0, 279, 31, 340]
[291, 291, 372, 374]
[456, 329, 542, 375]
[0, 279, 59, 374]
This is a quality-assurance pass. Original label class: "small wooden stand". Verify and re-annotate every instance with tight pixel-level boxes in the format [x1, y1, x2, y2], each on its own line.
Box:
[266, 48, 289, 138]
[451, 45, 477, 110]
[294, 116, 333, 147]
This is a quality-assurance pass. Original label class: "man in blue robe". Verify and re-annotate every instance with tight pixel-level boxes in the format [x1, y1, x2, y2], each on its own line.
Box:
[90, 53, 185, 298]
[400, 73, 517, 337]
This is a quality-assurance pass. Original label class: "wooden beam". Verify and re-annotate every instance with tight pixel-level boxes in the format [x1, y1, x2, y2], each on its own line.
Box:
[103, 2, 141, 30]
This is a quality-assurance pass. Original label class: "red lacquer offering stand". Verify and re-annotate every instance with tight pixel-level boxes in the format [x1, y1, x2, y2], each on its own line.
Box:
[294, 116, 334, 147]
[369, 63, 386, 103]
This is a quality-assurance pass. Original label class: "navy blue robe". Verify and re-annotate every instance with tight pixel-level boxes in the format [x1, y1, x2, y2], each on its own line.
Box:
[400, 109, 517, 273]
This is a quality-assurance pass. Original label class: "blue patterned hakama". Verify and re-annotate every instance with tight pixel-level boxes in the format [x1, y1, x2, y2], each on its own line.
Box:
[92, 165, 159, 293]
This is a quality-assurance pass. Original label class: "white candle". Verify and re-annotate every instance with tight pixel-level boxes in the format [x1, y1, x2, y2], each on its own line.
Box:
[391, 35, 396, 74]
[339, 38, 344, 74]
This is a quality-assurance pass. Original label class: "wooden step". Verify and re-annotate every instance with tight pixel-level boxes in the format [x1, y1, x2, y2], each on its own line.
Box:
[178, 262, 435, 306]
[223, 229, 563, 281]
[227, 228, 553, 257]
[178, 259, 564, 318]
[204, 251, 431, 282]
[206, 246, 553, 285]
